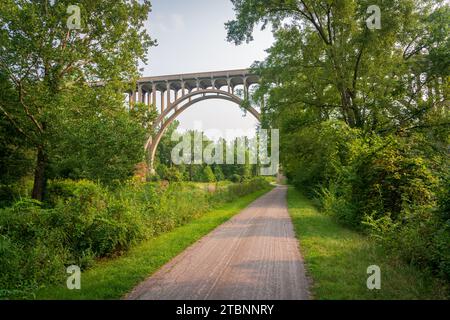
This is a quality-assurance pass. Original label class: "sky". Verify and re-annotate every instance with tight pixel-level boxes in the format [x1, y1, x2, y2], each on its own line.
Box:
[141, 0, 274, 140]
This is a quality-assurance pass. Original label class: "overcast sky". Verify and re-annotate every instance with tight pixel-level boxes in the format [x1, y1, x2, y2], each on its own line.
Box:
[141, 0, 274, 140]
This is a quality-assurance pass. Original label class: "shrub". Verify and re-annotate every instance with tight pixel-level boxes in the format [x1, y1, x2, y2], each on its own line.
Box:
[166, 166, 184, 182]
[201, 166, 216, 182]
[311, 128, 449, 284]
[0, 199, 68, 298]
[364, 208, 450, 281]
[213, 166, 225, 181]
[230, 174, 242, 183]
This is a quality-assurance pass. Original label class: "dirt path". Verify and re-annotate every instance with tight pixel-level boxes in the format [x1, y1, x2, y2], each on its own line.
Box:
[125, 185, 310, 300]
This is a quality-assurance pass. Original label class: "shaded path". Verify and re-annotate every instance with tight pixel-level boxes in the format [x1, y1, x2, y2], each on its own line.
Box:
[125, 185, 310, 300]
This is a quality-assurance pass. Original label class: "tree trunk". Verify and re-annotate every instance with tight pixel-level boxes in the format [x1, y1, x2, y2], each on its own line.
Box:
[31, 146, 47, 201]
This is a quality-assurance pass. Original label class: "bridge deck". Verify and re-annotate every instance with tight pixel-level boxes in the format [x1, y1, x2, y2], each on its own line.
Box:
[138, 69, 259, 91]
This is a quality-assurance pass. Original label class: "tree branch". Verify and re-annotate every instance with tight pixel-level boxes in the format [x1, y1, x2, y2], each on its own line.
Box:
[18, 82, 44, 134]
[0, 104, 36, 144]
[353, 46, 364, 91]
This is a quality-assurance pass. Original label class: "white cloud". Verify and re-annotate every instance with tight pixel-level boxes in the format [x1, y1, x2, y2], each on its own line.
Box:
[153, 13, 185, 33]
[170, 14, 185, 30]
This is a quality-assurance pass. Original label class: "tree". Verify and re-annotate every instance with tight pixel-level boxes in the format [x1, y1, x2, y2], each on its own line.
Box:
[0, 0, 155, 200]
[50, 99, 147, 184]
[227, 0, 449, 132]
[201, 166, 216, 183]
[213, 165, 225, 181]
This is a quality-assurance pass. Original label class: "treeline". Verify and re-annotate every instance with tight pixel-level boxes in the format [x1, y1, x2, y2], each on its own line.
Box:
[153, 122, 261, 183]
[226, 0, 449, 286]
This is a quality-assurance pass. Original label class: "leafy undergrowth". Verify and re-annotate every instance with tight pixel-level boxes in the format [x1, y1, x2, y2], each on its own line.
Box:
[287, 187, 448, 300]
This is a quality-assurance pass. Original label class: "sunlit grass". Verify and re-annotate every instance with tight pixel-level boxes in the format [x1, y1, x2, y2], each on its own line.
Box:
[287, 187, 448, 300]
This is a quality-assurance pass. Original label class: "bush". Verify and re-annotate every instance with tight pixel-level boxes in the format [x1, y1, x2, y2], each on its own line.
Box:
[156, 164, 184, 182]
[283, 121, 357, 193]
[230, 174, 242, 183]
[306, 124, 449, 284]
[201, 166, 216, 182]
[364, 208, 450, 281]
[0, 199, 68, 298]
[213, 166, 225, 181]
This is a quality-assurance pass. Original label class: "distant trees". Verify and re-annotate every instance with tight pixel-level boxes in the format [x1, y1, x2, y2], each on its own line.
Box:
[201, 166, 216, 183]
[154, 125, 261, 183]
[213, 166, 225, 181]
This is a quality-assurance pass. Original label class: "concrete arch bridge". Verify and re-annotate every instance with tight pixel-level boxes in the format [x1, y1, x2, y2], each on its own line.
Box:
[127, 69, 261, 173]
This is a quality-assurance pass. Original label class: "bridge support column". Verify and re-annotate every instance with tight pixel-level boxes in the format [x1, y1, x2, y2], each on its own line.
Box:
[243, 77, 247, 98]
[146, 137, 156, 176]
[147, 89, 152, 109]
[166, 82, 171, 109]
[138, 84, 144, 103]
[161, 90, 165, 113]
[143, 90, 147, 104]
[151, 83, 157, 107]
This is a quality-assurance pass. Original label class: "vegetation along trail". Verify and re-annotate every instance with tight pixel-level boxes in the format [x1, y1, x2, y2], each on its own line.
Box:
[126, 185, 310, 300]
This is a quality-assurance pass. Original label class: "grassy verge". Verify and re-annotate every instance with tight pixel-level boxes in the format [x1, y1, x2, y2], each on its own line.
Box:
[35, 187, 273, 300]
[287, 187, 448, 299]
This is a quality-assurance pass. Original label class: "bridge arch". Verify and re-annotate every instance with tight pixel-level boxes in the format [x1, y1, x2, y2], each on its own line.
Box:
[129, 69, 261, 173]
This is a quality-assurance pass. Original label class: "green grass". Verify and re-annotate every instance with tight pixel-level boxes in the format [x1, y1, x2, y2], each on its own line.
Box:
[35, 187, 273, 300]
[287, 187, 448, 300]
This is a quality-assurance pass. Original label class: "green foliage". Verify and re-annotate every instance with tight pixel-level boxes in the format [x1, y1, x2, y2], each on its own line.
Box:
[165, 166, 184, 182]
[225, 177, 268, 199]
[201, 166, 216, 182]
[213, 166, 225, 181]
[363, 208, 450, 282]
[283, 121, 358, 192]
[310, 125, 450, 280]
[230, 174, 242, 183]
[50, 107, 147, 184]
[0, 199, 68, 298]
[156, 164, 184, 182]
